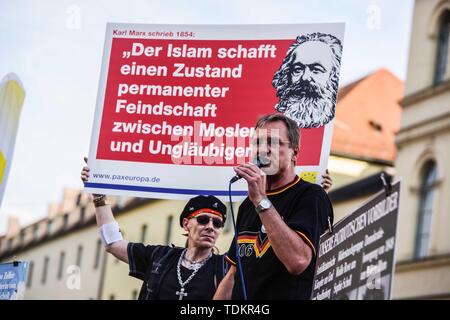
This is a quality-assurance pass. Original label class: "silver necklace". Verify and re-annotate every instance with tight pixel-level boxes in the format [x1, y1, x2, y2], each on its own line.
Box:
[183, 253, 210, 269]
[176, 248, 212, 300]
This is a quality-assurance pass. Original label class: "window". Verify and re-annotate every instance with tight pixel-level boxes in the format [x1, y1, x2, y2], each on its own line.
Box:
[94, 239, 102, 269]
[414, 160, 438, 259]
[33, 224, 39, 241]
[42, 256, 49, 284]
[19, 230, 25, 245]
[58, 251, 65, 280]
[79, 206, 85, 222]
[63, 214, 69, 229]
[140, 224, 148, 243]
[165, 215, 173, 245]
[369, 120, 383, 132]
[434, 11, 450, 85]
[27, 261, 34, 288]
[47, 220, 53, 235]
[76, 245, 83, 267]
[76, 192, 82, 206]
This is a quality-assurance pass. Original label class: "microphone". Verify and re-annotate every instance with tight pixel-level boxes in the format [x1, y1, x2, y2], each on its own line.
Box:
[230, 156, 270, 183]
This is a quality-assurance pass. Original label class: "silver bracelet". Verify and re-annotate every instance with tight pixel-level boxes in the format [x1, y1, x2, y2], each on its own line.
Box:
[93, 194, 106, 203]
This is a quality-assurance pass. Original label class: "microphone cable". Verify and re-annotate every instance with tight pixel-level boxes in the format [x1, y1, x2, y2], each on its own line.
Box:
[228, 180, 248, 300]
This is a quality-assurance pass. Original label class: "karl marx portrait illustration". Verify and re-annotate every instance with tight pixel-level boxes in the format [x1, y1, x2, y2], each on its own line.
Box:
[272, 32, 343, 128]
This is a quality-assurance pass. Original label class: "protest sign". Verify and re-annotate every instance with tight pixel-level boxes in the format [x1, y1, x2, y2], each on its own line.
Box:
[0, 261, 29, 300]
[311, 181, 401, 300]
[85, 23, 345, 199]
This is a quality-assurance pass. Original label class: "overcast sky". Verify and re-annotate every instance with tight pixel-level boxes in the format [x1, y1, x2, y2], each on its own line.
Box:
[0, 0, 414, 233]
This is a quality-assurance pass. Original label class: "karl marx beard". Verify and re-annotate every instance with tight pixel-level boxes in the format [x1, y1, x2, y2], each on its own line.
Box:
[274, 74, 337, 129]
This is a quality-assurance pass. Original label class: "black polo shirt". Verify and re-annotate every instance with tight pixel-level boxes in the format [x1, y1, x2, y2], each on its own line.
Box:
[226, 176, 333, 300]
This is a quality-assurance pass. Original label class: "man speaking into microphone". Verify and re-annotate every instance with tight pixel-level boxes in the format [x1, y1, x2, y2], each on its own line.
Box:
[214, 113, 333, 300]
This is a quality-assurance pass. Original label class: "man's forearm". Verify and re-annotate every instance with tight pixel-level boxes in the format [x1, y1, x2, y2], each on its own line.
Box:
[94, 202, 129, 264]
[94, 203, 116, 226]
[213, 266, 235, 300]
[258, 207, 312, 275]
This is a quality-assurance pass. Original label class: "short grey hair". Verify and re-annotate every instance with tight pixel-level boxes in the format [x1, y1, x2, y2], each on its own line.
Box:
[255, 113, 300, 149]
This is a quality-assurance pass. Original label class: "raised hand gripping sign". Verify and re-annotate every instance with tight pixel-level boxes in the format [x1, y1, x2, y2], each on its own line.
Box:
[85, 23, 345, 200]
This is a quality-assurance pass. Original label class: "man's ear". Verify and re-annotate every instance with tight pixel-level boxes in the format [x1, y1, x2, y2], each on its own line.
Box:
[292, 146, 299, 158]
[182, 218, 190, 232]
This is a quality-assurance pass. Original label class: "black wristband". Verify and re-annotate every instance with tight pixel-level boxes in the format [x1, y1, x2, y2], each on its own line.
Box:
[94, 199, 107, 207]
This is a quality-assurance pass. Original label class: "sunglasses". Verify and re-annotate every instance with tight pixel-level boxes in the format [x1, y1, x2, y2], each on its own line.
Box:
[194, 215, 224, 229]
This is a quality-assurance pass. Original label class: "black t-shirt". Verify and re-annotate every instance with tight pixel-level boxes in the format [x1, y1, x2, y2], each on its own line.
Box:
[226, 176, 333, 300]
[128, 243, 217, 300]
[158, 257, 216, 300]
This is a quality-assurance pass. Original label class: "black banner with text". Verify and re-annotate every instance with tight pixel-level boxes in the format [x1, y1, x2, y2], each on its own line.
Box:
[311, 181, 401, 300]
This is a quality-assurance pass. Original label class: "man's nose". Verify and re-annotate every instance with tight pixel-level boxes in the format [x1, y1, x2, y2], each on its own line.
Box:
[257, 144, 271, 159]
[301, 67, 312, 81]
[204, 219, 214, 229]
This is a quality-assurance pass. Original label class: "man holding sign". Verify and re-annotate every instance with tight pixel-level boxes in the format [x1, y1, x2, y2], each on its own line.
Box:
[81, 162, 229, 300]
[214, 114, 334, 300]
[83, 23, 342, 300]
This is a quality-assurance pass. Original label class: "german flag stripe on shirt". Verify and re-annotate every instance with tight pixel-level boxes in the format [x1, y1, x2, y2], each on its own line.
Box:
[225, 228, 316, 266]
[225, 255, 236, 266]
[295, 231, 317, 256]
[237, 235, 271, 258]
[266, 176, 301, 195]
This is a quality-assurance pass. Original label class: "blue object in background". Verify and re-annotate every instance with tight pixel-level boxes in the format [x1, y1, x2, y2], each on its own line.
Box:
[0, 261, 29, 300]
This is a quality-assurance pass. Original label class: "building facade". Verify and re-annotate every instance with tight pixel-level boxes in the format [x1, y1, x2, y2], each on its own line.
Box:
[393, 0, 450, 299]
[0, 190, 104, 299]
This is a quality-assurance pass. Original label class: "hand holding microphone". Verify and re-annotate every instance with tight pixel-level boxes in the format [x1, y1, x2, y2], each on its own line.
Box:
[230, 156, 270, 183]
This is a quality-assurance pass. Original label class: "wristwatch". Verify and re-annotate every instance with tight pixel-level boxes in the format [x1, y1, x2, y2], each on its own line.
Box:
[255, 198, 272, 214]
